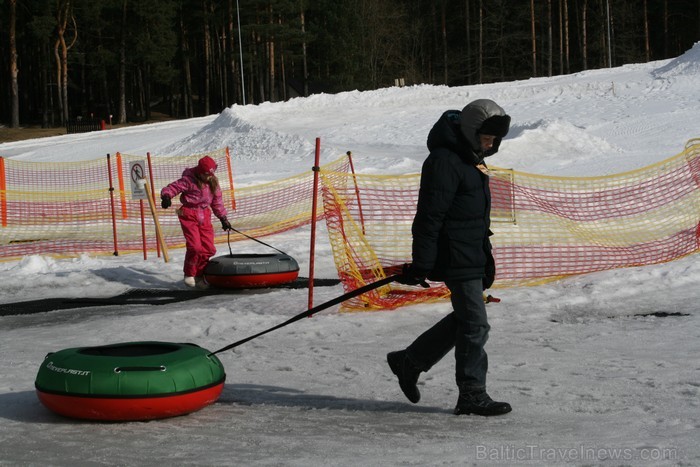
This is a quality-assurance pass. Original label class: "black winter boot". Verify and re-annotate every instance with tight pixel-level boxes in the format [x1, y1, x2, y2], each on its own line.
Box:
[387, 350, 421, 403]
[453, 386, 511, 416]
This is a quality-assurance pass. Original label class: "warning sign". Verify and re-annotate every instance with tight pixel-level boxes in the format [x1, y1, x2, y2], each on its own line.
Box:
[129, 160, 148, 200]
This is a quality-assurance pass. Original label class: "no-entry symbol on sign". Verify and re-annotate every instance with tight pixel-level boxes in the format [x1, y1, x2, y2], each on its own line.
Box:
[129, 160, 147, 200]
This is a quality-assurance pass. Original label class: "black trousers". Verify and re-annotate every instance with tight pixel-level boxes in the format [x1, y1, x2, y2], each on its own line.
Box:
[405, 278, 490, 389]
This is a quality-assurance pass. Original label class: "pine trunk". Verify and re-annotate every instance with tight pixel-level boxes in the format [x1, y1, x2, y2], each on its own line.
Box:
[478, 0, 483, 84]
[582, 0, 588, 70]
[118, 0, 128, 123]
[531, 0, 537, 77]
[441, 2, 448, 84]
[547, 0, 553, 77]
[301, 8, 308, 97]
[9, 0, 20, 127]
[643, 0, 650, 61]
[564, 0, 570, 73]
[203, 0, 211, 115]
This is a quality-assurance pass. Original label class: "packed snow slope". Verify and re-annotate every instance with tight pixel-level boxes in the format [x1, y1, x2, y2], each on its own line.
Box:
[0, 44, 698, 466]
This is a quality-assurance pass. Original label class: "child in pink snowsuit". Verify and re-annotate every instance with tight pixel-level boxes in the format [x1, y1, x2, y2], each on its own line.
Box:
[160, 156, 232, 288]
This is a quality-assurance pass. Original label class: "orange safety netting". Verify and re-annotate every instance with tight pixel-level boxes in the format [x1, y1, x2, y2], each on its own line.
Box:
[0, 149, 350, 261]
[320, 139, 700, 311]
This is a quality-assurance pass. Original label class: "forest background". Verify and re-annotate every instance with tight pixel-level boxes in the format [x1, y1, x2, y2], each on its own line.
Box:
[2, 0, 699, 130]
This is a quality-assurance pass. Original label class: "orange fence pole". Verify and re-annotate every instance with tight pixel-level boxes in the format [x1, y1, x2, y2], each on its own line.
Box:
[147, 152, 161, 258]
[106, 154, 119, 255]
[0, 157, 6, 227]
[116, 152, 127, 219]
[347, 151, 366, 235]
[139, 199, 147, 260]
[225, 147, 236, 210]
[308, 137, 321, 310]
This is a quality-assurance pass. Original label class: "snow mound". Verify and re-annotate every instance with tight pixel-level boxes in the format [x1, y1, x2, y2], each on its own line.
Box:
[490, 119, 620, 174]
[11, 255, 57, 274]
[652, 41, 700, 78]
[161, 107, 314, 160]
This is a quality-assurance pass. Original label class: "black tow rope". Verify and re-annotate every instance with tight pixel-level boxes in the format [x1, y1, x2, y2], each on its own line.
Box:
[208, 274, 401, 356]
[226, 227, 288, 256]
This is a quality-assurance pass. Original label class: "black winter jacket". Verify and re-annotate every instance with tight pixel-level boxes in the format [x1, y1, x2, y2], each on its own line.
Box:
[411, 110, 492, 282]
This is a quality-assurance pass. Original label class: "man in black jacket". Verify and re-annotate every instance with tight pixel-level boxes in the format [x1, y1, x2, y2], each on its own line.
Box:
[389, 99, 512, 416]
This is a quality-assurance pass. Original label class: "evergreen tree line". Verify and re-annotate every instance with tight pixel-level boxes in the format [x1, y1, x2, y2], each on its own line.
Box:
[2, 0, 699, 128]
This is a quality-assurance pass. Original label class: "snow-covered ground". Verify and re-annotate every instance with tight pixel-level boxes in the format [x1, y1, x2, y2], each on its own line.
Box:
[1, 43, 699, 466]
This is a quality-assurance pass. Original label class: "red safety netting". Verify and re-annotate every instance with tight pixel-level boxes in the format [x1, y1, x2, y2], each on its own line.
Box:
[0, 149, 350, 261]
[320, 139, 700, 311]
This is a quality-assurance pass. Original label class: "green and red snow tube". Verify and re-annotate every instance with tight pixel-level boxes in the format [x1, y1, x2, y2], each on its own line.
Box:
[35, 341, 225, 421]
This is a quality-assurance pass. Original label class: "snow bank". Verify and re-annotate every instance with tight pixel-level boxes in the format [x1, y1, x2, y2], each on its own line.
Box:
[161, 107, 314, 161]
[652, 41, 700, 78]
[492, 119, 620, 173]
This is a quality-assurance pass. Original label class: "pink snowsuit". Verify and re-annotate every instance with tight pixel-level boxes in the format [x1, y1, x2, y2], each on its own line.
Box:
[161, 168, 227, 278]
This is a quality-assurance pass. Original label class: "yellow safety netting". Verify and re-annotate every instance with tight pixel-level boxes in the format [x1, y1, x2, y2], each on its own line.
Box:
[0, 149, 350, 261]
[2, 139, 698, 315]
[320, 139, 700, 311]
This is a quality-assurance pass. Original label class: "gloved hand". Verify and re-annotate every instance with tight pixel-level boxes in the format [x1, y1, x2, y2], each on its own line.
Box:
[396, 263, 430, 288]
[483, 246, 496, 290]
[220, 217, 233, 231]
[160, 195, 171, 209]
